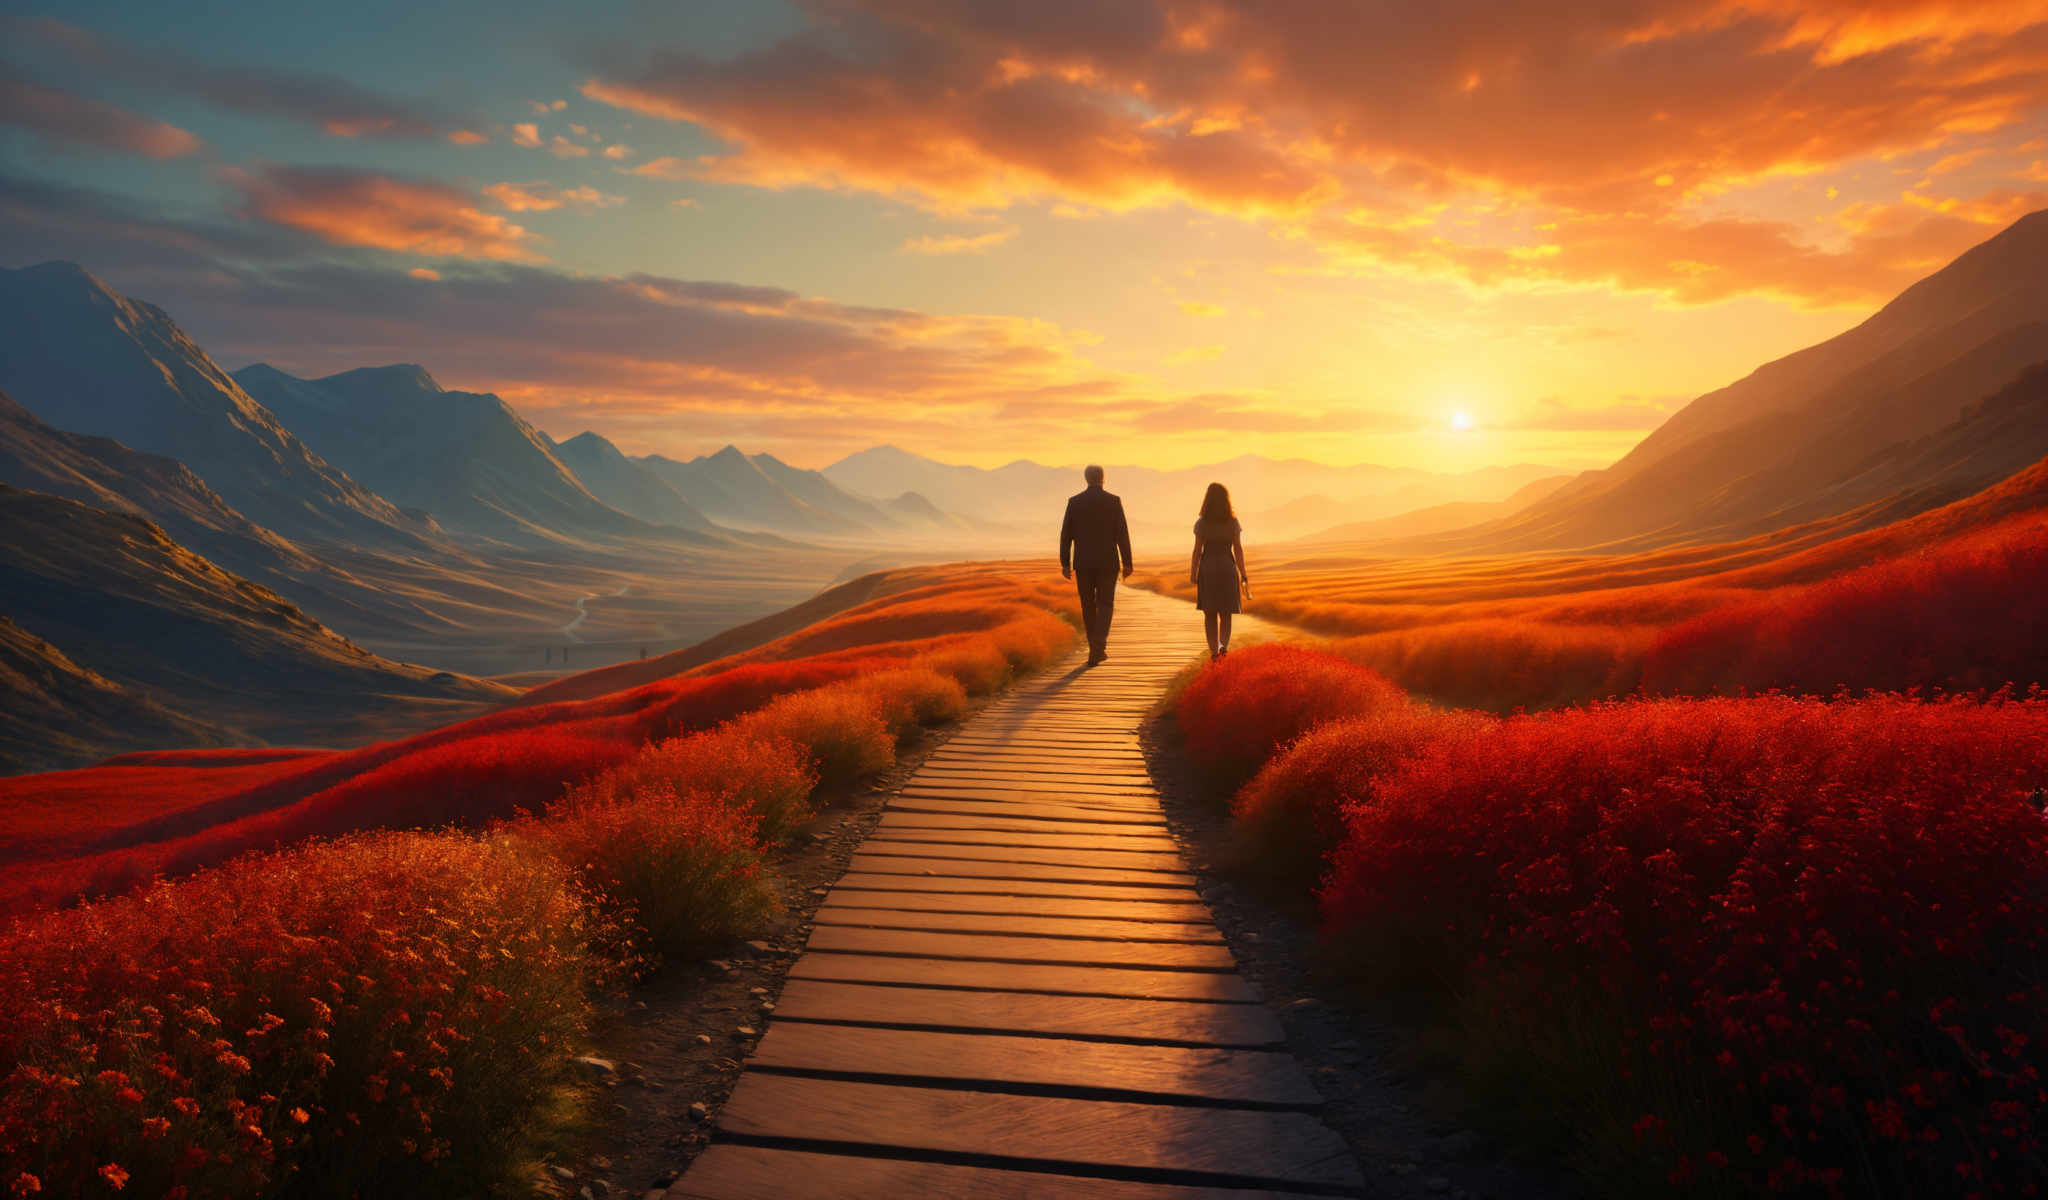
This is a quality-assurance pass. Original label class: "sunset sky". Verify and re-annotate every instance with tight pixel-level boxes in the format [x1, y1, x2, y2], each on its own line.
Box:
[4, 0, 2046, 471]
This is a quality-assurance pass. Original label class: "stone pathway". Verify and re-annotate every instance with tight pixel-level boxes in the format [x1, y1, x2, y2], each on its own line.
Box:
[670, 588, 1360, 1198]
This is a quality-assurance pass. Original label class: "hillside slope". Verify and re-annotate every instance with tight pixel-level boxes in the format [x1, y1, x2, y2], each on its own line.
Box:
[0, 390, 458, 637]
[0, 486, 513, 758]
[0, 616, 229, 775]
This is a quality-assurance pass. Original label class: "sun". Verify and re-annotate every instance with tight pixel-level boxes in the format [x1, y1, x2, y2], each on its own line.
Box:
[1449, 410, 1474, 431]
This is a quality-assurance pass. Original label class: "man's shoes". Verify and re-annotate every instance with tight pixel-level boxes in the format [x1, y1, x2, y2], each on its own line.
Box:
[1086, 649, 1106, 666]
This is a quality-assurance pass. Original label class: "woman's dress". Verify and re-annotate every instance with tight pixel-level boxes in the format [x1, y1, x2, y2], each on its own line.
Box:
[1194, 517, 1241, 613]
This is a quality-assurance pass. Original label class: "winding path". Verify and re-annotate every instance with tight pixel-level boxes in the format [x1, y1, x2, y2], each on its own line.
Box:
[672, 588, 1360, 1198]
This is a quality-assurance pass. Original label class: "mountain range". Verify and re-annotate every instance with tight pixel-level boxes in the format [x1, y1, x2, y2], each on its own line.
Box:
[234, 363, 684, 546]
[0, 485, 512, 772]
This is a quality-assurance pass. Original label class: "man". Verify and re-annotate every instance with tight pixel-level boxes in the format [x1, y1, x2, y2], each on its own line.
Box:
[1059, 464, 1134, 666]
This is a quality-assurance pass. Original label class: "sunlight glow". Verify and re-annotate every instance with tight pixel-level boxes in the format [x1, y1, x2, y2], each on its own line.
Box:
[1450, 411, 1475, 431]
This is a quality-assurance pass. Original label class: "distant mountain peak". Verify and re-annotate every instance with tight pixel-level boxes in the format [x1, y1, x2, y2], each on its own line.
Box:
[20, 260, 103, 288]
[317, 363, 442, 394]
[707, 444, 751, 464]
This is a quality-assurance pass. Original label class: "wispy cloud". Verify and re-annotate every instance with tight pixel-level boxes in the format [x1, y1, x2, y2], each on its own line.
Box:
[484, 181, 626, 212]
[227, 166, 547, 261]
[625, 156, 694, 180]
[0, 78, 202, 159]
[900, 227, 1017, 255]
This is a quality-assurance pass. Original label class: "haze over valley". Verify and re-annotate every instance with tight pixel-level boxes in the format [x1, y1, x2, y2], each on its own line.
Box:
[0, 260, 1581, 771]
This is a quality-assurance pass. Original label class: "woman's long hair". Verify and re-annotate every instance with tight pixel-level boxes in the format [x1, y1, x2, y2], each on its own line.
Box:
[1199, 482, 1234, 523]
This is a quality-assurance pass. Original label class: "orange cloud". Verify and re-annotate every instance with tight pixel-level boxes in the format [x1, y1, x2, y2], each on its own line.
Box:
[626, 156, 695, 180]
[484, 181, 626, 212]
[228, 166, 546, 261]
[511, 122, 542, 147]
[582, 0, 2048, 303]
[0, 79, 202, 159]
[900, 227, 1017, 254]
[602, 143, 635, 159]
[1312, 202, 2029, 307]
[548, 135, 589, 158]
[580, 69, 1328, 215]
[447, 129, 489, 145]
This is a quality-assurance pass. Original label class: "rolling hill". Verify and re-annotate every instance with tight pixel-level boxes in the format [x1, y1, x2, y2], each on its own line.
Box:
[0, 389, 460, 638]
[0, 262, 435, 549]
[0, 485, 513, 767]
[0, 615, 230, 776]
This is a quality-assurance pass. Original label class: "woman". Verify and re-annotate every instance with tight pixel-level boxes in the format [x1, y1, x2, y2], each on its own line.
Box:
[1190, 482, 1248, 660]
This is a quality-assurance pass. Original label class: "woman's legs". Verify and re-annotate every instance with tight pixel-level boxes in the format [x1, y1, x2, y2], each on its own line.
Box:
[1219, 612, 1233, 653]
[1203, 609, 1219, 656]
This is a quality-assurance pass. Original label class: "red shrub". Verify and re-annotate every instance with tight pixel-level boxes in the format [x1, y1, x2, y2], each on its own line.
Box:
[1320, 694, 2048, 1194]
[1231, 705, 1492, 889]
[0, 831, 603, 1199]
[730, 685, 895, 791]
[919, 640, 1013, 695]
[522, 783, 775, 965]
[567, 725, 818, 844]
[850, 667, 969, 741]
[1176, 644, 1407, 799]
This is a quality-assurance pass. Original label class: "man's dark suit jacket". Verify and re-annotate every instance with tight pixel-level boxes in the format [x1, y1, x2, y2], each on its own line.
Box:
[1060, 486, 1133, 573]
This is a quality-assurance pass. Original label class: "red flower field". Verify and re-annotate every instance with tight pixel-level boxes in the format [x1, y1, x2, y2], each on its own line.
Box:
[0, 564, 1077, 1197]
[1151, 456, 2048, 1194]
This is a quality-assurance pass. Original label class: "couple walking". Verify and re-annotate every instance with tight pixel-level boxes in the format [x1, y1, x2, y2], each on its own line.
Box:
[1058, 465, 1249, 665]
